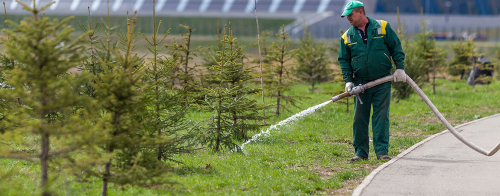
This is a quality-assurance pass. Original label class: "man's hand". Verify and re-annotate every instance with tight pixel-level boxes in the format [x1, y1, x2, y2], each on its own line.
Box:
[345, 82, 353, 92]
[394, 69, 406, 82]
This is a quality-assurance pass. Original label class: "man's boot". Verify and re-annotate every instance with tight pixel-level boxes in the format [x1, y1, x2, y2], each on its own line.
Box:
[350, 155, 368, 162]
[377, 154, 391, 160]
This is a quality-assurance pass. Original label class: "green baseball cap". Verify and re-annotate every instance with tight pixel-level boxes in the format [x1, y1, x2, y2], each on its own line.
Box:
[341, 1, 364, 18]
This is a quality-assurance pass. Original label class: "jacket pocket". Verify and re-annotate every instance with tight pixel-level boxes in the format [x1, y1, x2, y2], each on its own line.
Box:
[352, 56, 367, 77]
[383, 53, 391, 61]
[373, 51, 393, 70]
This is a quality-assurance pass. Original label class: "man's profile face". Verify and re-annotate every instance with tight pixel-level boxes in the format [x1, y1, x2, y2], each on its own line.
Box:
[346, 9, 363, 27]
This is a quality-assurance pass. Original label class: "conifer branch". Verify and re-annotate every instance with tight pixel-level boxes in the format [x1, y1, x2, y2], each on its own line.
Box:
[0, 154, 38, 162]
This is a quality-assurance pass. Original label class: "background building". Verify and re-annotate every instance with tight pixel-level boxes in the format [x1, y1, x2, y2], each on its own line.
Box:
[2, 0, 500, 40]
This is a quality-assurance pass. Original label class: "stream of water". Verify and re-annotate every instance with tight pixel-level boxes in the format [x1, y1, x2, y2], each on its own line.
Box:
[240, 100, 332, 150]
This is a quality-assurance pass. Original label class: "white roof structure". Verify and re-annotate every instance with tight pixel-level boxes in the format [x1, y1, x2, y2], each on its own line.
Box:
[5, 0, 346, 17]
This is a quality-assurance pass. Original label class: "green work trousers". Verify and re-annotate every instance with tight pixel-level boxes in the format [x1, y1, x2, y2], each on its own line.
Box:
[352, 80, 391, 158]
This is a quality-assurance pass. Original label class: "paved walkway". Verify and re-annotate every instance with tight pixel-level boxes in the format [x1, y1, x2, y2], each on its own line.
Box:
[354, 114, 500, 196]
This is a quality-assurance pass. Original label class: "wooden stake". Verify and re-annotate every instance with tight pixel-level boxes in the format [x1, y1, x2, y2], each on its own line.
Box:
[254, 0, 266, 124]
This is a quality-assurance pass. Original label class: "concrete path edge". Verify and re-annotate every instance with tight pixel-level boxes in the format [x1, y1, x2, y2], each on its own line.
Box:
[351, 113, 500, 196]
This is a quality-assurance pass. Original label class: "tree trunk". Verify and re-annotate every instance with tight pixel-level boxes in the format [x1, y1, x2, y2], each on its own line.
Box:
[432, 54, 436, 94]
[41, 85, 50, 196]
[215, 94, 221, 152]
[156, 98, 161, 160]
[472, 55, 476, 88]
[102, 139, 114, 196]
[277, 53, 284, 116]
[311, 67, 315, 92]
[102, 161, 111, 196]
[276, 92, 281, 116]
[152, 0, 162, 161]
[41, 131, 50, 196]
[432, 75, 436, 94]
[102, 111, 119, 196]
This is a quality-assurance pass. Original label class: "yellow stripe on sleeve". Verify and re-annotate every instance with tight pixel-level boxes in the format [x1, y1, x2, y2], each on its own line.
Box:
[342, 30, 349, 45]
[381, 20, 387, 35]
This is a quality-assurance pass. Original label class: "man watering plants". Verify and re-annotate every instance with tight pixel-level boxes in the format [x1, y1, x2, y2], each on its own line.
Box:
[337, 1, 406, 162]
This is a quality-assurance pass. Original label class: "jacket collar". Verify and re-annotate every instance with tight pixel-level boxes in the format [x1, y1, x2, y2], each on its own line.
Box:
[347, 17, 380, 36]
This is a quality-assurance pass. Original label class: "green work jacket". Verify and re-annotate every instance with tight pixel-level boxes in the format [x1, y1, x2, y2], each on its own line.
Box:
[338, 17, 405, 83]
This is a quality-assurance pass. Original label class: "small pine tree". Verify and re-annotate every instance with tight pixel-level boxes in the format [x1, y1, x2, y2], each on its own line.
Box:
[391, 7, 426, 102]
[200, 19, 224, 83]
[265, 25, 302, 116]
[424, 48, 446, 94]
[166, 24, 201, 101]
[202, 25, 266, 151]
[220, 24, 265, 140]
[294, 27, 331, 92]
[140, 0, 197, 162]
[141, 0, 172, 161]
[77, 1, 120, 100]
[0, 1, 94, 195]
[414, 12, 436, 82]
[77, 8, 102, 98]
[466, 39, 483, 88]
[448, 39, 474, 79]
[82, 12, 172, 196]
[77, 8, 101, 75]
[96, 0, 119, 64]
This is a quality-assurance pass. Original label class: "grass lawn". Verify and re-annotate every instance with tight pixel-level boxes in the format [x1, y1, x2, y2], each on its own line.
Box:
[2, 78, 500, 195]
